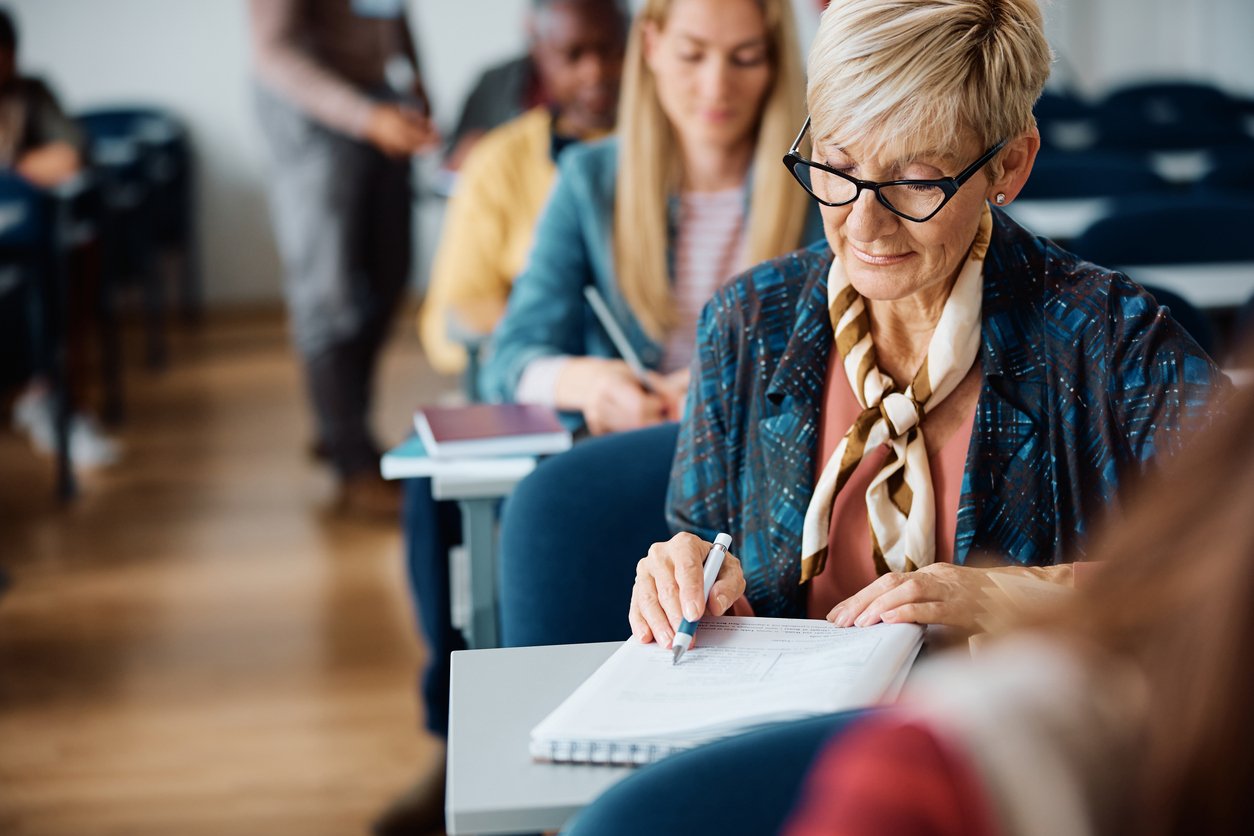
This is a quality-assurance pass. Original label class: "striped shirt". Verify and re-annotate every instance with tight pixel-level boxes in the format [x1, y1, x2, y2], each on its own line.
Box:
[516, 185, 747, 403]
[663, 187, 747, 373]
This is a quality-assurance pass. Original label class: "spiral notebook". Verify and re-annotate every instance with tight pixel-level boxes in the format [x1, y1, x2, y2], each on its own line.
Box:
[529, 617, 924, 765]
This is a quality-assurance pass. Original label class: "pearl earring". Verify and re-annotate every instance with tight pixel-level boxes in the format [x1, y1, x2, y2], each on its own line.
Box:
[995, 193, 1007, 205]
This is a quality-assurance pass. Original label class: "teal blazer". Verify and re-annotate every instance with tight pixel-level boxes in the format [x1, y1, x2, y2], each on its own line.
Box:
[479, 137, 824, 423]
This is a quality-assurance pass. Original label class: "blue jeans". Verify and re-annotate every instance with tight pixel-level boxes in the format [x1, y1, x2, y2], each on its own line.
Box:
[563, 710, 870, 836]
[499, 423, 680, 647]
[402, 477, 465, 738]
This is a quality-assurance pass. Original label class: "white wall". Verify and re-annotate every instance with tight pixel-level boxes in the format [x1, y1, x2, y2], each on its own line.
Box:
[1041, 0, 1254, 99]
[7, 0, 1252, 308]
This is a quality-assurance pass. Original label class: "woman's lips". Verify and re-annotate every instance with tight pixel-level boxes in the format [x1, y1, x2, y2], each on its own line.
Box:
[849, 246, 913, 266]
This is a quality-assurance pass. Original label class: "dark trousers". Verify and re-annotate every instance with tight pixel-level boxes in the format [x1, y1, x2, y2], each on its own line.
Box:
[403, 477, 464, 738]
[564, 711, 870, 836]
[256, 85, 411, 477]
[499, 422, 680, 647]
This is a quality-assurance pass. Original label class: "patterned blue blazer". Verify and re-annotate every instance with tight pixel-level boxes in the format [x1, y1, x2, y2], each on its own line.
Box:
[667, 208, 1228, 618]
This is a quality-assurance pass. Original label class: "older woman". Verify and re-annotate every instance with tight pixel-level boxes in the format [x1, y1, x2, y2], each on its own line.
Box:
[629, 0, 1227, 647]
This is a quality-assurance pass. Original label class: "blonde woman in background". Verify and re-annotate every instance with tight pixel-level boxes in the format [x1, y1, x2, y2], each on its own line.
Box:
[392, 5, 819, 830]
[480, 0, 821, 433]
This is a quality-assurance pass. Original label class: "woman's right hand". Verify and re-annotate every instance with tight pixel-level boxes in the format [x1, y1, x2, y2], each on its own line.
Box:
[629, 533, 746, 647]
[556, 358, 670, 435]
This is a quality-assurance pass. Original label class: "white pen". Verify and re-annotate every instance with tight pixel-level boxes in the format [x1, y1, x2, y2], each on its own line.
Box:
[583, 285, 654, 392]
[671, 533, 733, 664]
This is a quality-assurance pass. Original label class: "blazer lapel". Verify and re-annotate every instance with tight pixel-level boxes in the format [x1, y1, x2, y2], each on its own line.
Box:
[754, 259, 833, 610]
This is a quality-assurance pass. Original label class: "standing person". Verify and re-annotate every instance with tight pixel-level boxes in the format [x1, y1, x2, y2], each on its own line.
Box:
[249, 0, 437, 517]
[419, 0, 628, 377]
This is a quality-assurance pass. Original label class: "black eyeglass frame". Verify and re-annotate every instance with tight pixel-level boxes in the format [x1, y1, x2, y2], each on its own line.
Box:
[782, 116, 1007, 223]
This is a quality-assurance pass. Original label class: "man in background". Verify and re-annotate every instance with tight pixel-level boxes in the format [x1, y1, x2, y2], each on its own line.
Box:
[249, 0, 438, 518]
[419, 0, 627, 379]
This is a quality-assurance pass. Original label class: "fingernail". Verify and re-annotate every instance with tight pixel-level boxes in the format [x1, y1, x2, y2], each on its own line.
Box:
[854, 613, 870, 627]
[835, 611, 853, 628]
[714, 594, 728, 613]
[683, 602, 699, 621]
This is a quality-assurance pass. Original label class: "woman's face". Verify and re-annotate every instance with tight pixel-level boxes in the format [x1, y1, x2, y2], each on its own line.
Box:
[814, 132, 1004, 304]
[643, 0, 773, 156]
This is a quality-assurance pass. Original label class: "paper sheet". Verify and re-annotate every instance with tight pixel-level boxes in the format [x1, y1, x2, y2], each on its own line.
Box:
[531, 617, 923, 753]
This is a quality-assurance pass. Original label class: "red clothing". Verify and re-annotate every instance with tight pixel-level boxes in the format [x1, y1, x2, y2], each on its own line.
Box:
[784, 716, 1001, 836]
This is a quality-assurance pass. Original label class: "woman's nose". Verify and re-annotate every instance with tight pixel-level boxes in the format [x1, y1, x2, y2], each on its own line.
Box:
[843, 188, 897, 242]
[698, 57, 733, 101]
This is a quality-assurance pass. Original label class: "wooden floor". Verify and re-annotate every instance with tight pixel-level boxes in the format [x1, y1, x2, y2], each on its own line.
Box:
[0, 309, 456, 835]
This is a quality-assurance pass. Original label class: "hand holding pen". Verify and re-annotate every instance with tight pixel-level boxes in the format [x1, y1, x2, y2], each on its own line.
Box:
[671, 533, 732, 664]
[629, 532, 746, 650]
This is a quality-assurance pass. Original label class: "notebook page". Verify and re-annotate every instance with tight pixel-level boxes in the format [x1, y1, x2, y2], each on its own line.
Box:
[531, 617, 922, 747]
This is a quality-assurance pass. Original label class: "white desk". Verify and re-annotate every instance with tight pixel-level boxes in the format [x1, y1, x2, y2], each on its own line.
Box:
[382, 438, 537, 649]
[1124, 262, 1254, 310]
[446, 642, 631, 835]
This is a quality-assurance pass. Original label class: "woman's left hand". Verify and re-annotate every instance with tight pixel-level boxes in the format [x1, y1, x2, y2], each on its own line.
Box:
[826, 564, 1069, 634]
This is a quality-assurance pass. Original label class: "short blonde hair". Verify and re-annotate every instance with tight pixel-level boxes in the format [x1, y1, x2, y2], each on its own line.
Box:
[807, 0, 1052, 172]
[615, 0, 810, 339]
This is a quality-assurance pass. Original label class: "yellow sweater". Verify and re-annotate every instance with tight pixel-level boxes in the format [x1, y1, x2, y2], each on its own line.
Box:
[419, 107, 559, 374]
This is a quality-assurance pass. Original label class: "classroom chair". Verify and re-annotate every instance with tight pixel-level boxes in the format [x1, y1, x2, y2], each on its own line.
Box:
[1033, 89, 1097, 151]
[1071, 196, 1254, 266]
[78, 106, 198, 369]
[1094, 81, 1252, 152]
[563, 710, 872, 836]
[1019, 150, 1170, 200]
[1196, 149, 1254, 196]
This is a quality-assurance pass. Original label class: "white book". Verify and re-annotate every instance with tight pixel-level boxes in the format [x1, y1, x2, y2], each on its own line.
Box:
[530, 616, 923, 765]
[379, 435, 537, 481]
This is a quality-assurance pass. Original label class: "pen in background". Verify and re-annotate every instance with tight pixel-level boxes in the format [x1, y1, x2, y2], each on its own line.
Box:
[672, 532, 733, 665]
[583, 285, 654, 393]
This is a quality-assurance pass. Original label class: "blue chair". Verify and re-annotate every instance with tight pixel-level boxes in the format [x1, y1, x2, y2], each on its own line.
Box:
[1034, 90, 1097, 151]
[1197, 149, 1254, 196]
[0, 171, 76, 499]
[564, 710, 872, 836]
[1139, 283, 1217, 358]
[1020, 151, 1169, 200]
[78, 106, 198, 369]
[499, 422, 680, 648]
[1071, 197, 1254, 266]
[1235, 290, 1254, 354]
[1095, 81, 1252, 151]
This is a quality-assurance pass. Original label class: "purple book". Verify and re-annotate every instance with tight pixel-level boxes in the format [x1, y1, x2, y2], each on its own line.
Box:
[413, 403, 572, 460]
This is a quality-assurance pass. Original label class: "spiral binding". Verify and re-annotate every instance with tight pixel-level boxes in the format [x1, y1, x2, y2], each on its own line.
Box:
[540, 739, 679, 765]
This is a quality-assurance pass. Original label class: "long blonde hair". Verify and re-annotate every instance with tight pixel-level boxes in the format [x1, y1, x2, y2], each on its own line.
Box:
[613, 0, 809, 340]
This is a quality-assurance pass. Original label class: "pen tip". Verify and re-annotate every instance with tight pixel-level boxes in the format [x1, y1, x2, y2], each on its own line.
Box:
[671, 647, 682, 665]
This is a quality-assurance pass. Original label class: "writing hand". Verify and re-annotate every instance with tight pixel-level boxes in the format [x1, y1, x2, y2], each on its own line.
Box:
[629, 532, 745, 647]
